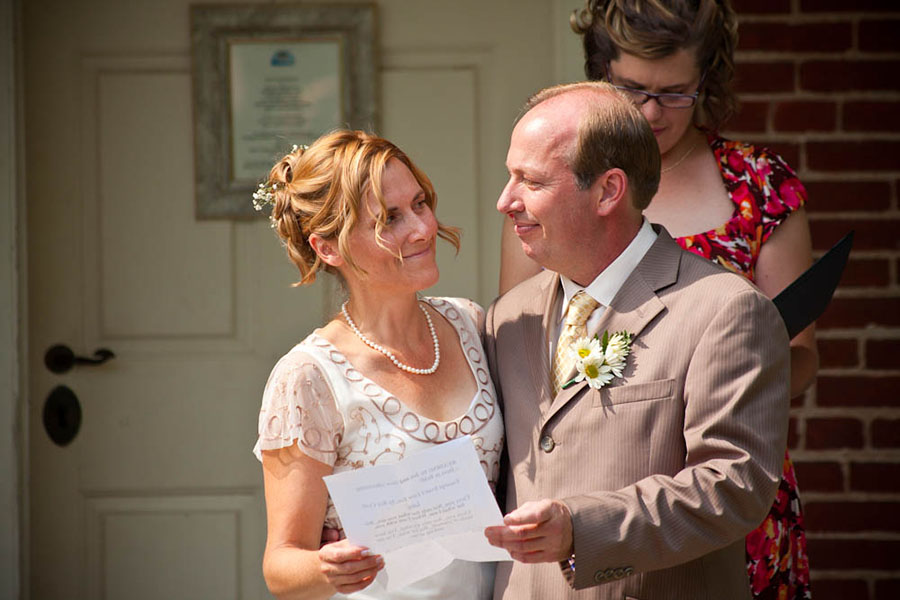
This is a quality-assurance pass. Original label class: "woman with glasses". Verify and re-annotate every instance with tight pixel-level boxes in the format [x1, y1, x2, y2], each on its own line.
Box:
[499, 1, 815, 599]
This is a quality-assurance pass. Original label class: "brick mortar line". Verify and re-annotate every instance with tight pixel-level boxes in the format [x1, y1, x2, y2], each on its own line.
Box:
[810, 569, 900, 577]
[714, 136, 900, 147]
[817, 320, 900, 327]
[736, 52, 900, 60]
[736, 93, 900, 100]
[808, 211, 900, 217]
[739, 15, 900, 24]
[806, 532, 900, 540]
[764, 133, 900, 141]
[720, 133, 900, 143]
[792, 450, 900, 461]
[817, 339, 900, 347]
[806, 171, 900, 178]
[816, 254, 899, 262]
[831, 288, 900, 297]
[815, 370, 900, 378]
[814, 248, 900, 256]
[795, 407, 900, 417]
[804, 493, 900, 502]
[818, 329, 900, 340]
[751, 133, 900, 141]
[796, 403, 900, 411]
[800, 173, 900, 182]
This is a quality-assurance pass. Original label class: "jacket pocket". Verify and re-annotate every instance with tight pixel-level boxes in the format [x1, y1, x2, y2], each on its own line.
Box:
[592, 378, 675, 407]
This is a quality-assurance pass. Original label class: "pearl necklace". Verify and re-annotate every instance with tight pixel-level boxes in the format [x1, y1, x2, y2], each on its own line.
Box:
[661, 139, 698, 174]
[341, 300, 441, 375]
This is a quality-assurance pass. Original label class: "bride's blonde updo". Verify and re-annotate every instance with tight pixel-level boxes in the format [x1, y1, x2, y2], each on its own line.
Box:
[261, 130, 460, 286]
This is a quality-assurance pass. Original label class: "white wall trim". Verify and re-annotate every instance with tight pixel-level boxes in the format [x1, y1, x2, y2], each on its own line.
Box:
[553, 0, 584, 85]
[1, 0, 25, 596]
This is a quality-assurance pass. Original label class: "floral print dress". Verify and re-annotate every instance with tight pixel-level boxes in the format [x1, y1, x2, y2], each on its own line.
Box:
[675, 135, 811, 600]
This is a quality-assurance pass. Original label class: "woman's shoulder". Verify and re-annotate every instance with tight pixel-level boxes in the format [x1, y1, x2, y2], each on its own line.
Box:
[255, 339, 344, 463]
[710, 133, 807, 215]
[266, 341, 327, 387]
[425, 296, 484, 328]
[266, 332, 344, 386]
[710, 133, 801, 177]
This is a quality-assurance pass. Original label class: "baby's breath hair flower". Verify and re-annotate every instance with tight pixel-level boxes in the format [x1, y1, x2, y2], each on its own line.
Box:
[251, 143, 308, 213]
[252, 182, 277, 212]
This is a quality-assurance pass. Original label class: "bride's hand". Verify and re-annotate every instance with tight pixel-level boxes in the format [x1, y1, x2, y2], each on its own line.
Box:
[318, 540, 384, 594]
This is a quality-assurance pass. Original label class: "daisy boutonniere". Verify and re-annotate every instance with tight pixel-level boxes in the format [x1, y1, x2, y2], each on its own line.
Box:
[564, 330, 634, 390]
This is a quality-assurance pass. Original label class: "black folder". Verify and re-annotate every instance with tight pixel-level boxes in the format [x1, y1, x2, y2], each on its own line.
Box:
[772, 231, 854, 339]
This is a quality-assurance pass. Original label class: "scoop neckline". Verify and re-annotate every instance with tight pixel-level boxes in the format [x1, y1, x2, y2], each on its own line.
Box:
[305, 297, 488, 425]
[668, 133, 743, 241]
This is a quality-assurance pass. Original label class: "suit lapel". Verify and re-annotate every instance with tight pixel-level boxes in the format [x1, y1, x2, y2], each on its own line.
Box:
[521, 271, 560, 413]
[543, 228, 682, 424]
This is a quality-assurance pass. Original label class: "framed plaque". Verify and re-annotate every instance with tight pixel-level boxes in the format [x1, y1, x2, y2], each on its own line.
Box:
[191, 3, 377, 218]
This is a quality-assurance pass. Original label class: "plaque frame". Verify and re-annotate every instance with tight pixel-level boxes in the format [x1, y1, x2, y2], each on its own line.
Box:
[190, 3, 377, 218]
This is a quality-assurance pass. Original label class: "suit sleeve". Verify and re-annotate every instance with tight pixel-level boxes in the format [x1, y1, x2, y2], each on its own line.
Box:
[482, 299, 509, 507]
[561, 289, 790, 589]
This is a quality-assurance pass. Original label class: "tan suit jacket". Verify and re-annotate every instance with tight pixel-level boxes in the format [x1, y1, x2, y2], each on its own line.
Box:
[485, 229, 790, 600]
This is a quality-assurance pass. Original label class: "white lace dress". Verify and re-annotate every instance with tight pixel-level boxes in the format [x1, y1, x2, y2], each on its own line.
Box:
[254, 297, 504, 600]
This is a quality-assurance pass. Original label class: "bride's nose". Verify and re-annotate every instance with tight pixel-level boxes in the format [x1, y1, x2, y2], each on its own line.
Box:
[409, 209, 437, 241]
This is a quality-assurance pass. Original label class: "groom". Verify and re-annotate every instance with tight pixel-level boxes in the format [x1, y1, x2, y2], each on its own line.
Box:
[483, 82, 790, 599]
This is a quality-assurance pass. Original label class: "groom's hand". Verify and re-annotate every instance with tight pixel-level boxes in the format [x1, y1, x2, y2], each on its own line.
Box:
[484, 499, 574, 563]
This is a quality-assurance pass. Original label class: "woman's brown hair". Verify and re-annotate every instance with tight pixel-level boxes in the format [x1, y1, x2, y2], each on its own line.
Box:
[571, 0, 739, 131]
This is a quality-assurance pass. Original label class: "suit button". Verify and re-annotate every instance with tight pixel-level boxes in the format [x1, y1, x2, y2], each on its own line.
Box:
[624, 567, 634, 576]
[539, 435, 555, 452]
[593, 570, 606, 583]
[613, 568, 625, 579]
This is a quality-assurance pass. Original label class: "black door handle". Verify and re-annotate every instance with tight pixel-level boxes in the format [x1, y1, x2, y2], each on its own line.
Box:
[44, 344, 115, 374]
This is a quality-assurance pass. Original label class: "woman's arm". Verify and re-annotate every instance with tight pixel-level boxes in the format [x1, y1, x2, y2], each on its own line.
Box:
[499, 218, 542, 295]
[261, 443, 383, 600]
[754, 207, 819, 398]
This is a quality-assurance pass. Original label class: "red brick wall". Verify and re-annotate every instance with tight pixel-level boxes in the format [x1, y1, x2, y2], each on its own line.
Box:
[727, 1, 900, 598]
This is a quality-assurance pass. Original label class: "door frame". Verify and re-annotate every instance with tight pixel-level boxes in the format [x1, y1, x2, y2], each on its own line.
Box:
[1, 0, 26, 597]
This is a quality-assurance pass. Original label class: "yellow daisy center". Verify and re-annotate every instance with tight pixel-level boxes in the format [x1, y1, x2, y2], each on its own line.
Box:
[577, 348, 591, 358]
[584, 363, 599, 378]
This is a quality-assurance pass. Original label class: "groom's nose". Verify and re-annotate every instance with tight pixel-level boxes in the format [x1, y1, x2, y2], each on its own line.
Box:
[497, 177, 519, 215]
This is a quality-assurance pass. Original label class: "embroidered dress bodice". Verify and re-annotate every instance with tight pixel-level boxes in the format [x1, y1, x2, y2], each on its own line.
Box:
[254, 297, 503, 599]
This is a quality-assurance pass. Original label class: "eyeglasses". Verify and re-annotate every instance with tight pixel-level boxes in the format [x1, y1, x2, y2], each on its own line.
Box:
[605, 64, 705, 109]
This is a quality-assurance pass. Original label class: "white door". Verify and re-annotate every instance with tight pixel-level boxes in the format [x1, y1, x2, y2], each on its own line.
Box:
[24, 0, 582, 597]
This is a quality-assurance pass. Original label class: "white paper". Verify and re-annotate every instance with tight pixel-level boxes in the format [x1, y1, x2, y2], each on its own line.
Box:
[323, 436, 511, 591]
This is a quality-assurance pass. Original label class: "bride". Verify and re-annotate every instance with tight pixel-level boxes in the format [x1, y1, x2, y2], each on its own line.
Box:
[252, 130, 504, 599]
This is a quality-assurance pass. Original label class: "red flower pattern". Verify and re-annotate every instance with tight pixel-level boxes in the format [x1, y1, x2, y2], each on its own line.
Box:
[675, 135, 812, 600]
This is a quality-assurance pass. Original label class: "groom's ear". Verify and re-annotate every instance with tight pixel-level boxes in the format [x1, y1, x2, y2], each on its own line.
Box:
[592, 168, 628, 217]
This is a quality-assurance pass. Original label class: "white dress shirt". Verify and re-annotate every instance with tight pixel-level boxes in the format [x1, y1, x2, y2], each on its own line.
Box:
[551, 219, 657, 358]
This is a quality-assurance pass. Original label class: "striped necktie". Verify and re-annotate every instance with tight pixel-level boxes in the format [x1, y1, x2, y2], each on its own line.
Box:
[552, 291, 600, 394]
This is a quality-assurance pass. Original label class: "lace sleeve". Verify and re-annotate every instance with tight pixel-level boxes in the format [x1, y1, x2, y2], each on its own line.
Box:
[252, 350, 344, 464]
